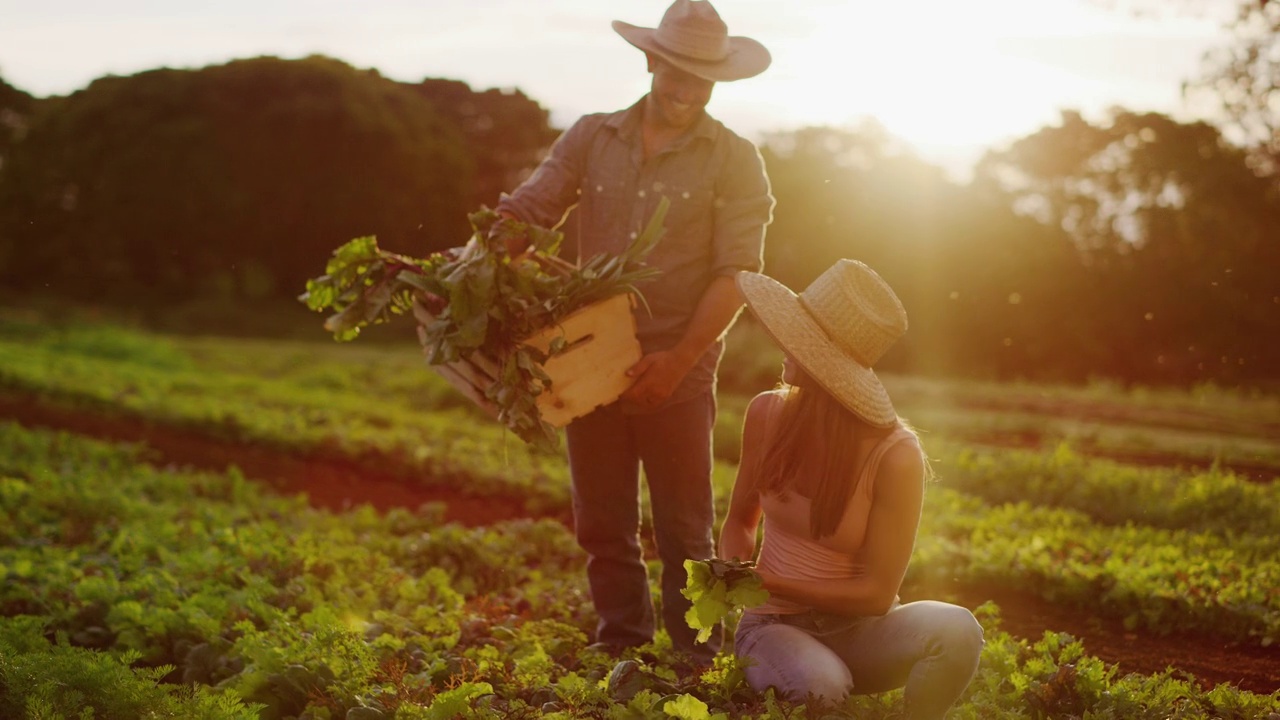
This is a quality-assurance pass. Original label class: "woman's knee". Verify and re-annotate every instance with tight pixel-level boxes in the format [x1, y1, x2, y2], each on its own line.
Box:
[929, 603, 985, 663]
[799, 663, 855, 705]
[743, 648, 853, 705]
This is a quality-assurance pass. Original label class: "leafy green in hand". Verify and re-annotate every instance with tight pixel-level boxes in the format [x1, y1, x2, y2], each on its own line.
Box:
[682, 558, 769, 644]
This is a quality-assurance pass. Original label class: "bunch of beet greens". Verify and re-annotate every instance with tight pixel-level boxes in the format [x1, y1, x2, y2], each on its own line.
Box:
[300, 199, 668, 451]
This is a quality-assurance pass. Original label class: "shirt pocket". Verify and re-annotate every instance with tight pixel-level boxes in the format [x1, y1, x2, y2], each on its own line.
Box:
[647, 181, 715, 264]
[578, 175, 632, 257]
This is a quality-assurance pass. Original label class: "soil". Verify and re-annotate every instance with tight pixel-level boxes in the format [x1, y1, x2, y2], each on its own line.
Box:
[0, 394, 567, 528]
[2, 393, 1277, 695]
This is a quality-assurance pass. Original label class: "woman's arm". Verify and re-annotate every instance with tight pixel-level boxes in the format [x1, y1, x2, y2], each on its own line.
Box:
[757, 441, 924, 616]
[717, 392, 778, 563]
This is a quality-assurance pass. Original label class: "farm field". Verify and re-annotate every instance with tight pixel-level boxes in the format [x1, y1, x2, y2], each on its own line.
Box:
[1, 314, 1278, 718]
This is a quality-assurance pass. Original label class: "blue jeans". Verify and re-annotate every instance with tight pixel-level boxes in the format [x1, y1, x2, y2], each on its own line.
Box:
[565, 391, 718, 658]
[734, 601, 984, 719]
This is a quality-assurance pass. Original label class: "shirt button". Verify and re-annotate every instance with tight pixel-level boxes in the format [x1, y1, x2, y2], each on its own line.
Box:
[638, 190, 647, 198]
[630, 232, 638, 239]
[682, 191, 691, 200]
[596, 185, 604, 192]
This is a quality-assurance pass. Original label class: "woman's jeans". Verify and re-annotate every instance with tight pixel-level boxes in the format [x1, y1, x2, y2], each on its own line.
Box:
[734, 601, 984, 719]
[565, 391, 718, 658]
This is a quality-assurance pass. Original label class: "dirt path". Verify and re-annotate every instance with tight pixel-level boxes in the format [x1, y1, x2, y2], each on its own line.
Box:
[2, 394, 1277, 695]
[0, 395, 565, 526]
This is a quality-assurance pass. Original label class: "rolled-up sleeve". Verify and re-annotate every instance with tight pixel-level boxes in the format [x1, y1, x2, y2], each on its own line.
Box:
[496, 118, 592, 229]
[711, 137, 774, 277]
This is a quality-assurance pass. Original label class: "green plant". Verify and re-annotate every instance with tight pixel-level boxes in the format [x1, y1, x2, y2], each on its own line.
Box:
[299, 201, 669, 450]
[682, 559, 769, 645]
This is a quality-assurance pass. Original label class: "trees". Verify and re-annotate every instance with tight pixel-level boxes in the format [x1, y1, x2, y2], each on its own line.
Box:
[974, 109, 1280, 383]
[1188, 1, 1280, 177]
[0, 75, 37, 280]
[408, 79, 559, 210]
[756, 124, 1091, 381]
[0, 56, 472, 302]
[750, 114, 1279, 386]
[0, 74, 35, 170]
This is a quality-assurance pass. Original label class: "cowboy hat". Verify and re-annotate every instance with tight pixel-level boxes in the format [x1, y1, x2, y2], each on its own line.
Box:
[612, 0, 771, 82]
[736, 260, 908, 427]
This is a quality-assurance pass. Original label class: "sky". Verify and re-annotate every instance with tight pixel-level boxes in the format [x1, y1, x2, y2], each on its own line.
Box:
[0, 0, 1238, 178]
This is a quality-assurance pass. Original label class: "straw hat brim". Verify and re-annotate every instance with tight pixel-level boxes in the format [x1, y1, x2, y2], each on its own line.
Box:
[612, 21, 771, 82]
[737, 271, 898, 427]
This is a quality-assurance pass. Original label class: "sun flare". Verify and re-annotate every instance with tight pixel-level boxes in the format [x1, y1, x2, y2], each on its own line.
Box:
[748, 3, 1095, 160]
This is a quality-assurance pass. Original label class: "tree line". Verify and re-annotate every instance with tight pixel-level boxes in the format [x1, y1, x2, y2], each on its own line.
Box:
[0, 56, 556, 305]
[0, 29, 1276, 387]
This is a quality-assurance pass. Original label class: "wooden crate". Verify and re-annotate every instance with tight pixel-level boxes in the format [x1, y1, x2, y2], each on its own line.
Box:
[413, 292, 642, 427]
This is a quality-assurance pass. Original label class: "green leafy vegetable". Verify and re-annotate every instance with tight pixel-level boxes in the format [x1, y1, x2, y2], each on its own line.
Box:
[681, 558, 769, 644]
[299, 199, 669, 451]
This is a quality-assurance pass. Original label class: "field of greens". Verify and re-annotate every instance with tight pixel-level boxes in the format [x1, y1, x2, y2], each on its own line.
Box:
[1, 314, 1278, 718]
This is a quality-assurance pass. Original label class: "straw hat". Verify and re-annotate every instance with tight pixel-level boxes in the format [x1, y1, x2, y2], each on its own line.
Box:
[613, 0, 771, 82]
[737, 260, 908, 427]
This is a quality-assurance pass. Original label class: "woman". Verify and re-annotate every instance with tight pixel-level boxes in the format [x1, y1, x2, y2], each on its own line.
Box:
[718, 259, 984, 719]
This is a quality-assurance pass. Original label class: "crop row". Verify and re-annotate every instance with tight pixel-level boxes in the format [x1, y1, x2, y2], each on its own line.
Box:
[3, 325, 1276, 522]
[931, 440, 1280, 537]
[3, 325, 1279, 648]
[6, 319, 1278, 472]
[912, 488, 1280, 646]
[1, 421, 1275, 718]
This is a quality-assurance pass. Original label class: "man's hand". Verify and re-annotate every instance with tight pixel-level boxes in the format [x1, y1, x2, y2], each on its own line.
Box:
[489, 212, 530, 257]
[621, 275, 740, 410]
[620, 349, 696, 410]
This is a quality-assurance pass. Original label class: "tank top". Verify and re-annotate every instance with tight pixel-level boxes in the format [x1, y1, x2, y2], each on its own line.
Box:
[749, 425, 919, 615]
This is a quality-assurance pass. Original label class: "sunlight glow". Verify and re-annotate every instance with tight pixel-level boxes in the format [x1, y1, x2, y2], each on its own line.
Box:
[725, 0, 1219, 170]
[751, 2, 1099, 157]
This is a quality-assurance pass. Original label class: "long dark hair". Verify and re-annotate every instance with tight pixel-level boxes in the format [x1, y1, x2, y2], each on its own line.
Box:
[756, 368, 887, 538]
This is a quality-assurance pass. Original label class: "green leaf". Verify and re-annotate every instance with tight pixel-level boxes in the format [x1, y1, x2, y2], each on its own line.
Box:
[425, 681, 493, 719]
[662, 694, 711, 720]
[681, 558, 768, 644]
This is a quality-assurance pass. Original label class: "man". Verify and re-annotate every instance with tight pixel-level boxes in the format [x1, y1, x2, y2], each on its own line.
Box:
[496, 0, 774, 661]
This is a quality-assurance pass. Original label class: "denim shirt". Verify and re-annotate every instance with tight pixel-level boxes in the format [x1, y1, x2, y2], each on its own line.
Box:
[497, 97, 774, 408]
